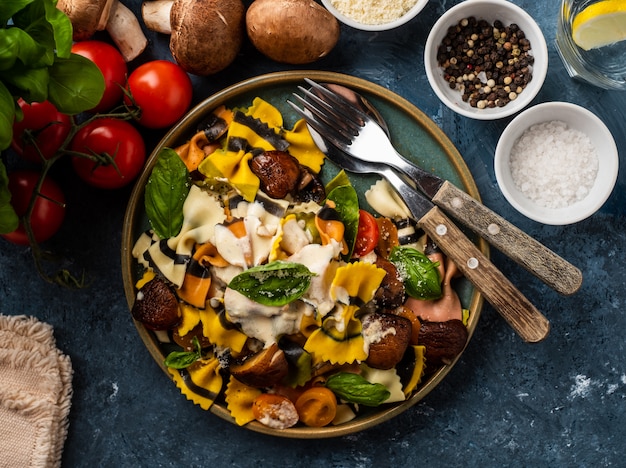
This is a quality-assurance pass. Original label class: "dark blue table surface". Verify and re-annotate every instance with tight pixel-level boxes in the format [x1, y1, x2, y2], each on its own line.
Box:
[1, 1, 624, 466]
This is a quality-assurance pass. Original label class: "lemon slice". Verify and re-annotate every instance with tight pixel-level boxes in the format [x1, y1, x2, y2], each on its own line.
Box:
[572, 0, 626, 50]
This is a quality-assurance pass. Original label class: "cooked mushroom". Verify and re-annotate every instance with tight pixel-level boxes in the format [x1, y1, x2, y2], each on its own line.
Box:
[57, 0, 148, 61]
[141, 0, 245, 75]
[131, 277, 181, 330]
[229, 343, 289, 388]
[363, 312, 412, 370]
[249, 150, 302, 199]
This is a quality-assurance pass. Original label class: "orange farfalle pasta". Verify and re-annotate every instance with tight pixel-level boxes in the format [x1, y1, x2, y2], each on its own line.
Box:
[225, 376, 263, 426]
[169, 356, 223, 411]
[178, 242, 228, 309]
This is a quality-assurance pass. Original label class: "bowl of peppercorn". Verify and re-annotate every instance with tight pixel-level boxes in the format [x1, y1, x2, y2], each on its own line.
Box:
[424, 0, 548, 120]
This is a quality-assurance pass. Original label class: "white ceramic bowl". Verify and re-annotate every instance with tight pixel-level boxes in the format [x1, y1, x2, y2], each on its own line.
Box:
[321, 0, 429, 31]
[494, 102, 619, 225]
[424, 0, 548, 120]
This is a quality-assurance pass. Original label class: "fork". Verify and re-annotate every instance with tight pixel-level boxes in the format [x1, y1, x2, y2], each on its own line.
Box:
[288, 78, 582, 297]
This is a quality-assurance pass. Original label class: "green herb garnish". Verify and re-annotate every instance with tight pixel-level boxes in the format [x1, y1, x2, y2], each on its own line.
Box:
[325, 372, 390, 406]
[228, 260, 316, 306]
[389, 246, 442, 300]
[145, 147, 191, 239]
[164, 336, 202, 369]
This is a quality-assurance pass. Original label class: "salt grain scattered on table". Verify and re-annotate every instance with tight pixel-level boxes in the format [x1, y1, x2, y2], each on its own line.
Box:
[509, 120, 599, 209]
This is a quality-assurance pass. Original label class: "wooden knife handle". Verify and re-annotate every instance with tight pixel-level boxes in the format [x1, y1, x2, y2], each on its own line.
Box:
[418, 206, 551, 343]
[432, 181, 582, 296]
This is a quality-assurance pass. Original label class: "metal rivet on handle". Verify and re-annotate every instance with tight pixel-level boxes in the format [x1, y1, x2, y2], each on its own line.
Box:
[451, 197, 463, 209]
[488, 223, 501, 235]
[467, 257, 479, 269]
[436, 224, 447, 235]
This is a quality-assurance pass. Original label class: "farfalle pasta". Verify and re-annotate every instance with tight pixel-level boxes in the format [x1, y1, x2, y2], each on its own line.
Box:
[130, 97, 469, 430]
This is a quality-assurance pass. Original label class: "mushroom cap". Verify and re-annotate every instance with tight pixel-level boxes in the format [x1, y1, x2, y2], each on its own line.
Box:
[169, 0, 245, 75]
[57, 0, 114, 41]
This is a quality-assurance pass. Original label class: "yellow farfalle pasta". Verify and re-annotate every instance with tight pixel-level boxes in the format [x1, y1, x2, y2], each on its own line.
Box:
[169, 356, 223, 411]
[200, 304, 248, 354]
[224, 377, 263, 426]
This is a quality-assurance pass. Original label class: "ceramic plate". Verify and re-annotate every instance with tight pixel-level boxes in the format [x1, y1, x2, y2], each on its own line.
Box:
[121, 71, 486, 438]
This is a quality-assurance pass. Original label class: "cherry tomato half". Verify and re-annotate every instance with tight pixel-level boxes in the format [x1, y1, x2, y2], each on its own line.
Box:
[71, 40, 128, 113]
[11, 99, 71, 163]
[124, 60, 193, 129]
[353, 209, 380, 258]
[1, 171, 66, 245]
[70, 118, 146, 189]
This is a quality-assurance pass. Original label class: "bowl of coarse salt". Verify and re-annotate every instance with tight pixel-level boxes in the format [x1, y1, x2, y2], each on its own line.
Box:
[320, 0, 429, 31]
[494, 102, 618, 225]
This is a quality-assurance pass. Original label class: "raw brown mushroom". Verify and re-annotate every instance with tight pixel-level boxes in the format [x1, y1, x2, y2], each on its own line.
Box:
[57, 0, 148, 61]
[141, 0, 245, 75]
[229, 343, 289, 388]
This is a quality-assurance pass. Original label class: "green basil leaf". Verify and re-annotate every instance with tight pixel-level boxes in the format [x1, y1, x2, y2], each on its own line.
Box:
[0, 63, 49, 102]
[325, 372, 391, 406]
[326, 184, 360, 259]
[228, 261, 316, 306]
[47, 54, 104, 114]
[389, 246, 442, 300]
[0, 1, 33, 24]
[43, 0, 73, 58]
[0, 161, 19, 234]
[325, 169, 352, 194]
[0, 81, 15, 151]
[164, 336, 201, 369]
[0, 28, 47, 71]
[145, 148, 191, 239]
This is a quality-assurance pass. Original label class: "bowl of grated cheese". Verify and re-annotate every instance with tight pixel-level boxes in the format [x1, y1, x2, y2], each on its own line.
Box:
[320, 0, 429, 31]
[494, 101, 619, 225]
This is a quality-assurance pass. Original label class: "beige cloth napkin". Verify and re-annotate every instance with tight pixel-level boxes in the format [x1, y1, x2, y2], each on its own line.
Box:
[0, 315, 73, 468]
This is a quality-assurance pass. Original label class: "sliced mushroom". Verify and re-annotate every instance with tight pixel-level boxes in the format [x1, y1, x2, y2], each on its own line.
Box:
[418, 319, 468, 367]
[249, 150, 302, 199]
[363, 312, 412, 370]
[141, 0, 245, 75]
[229, 343, 289, 388]
[57, 0, 148, 61]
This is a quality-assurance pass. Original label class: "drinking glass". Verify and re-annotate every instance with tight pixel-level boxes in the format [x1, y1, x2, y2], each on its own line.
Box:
[555, 0, 626, 90]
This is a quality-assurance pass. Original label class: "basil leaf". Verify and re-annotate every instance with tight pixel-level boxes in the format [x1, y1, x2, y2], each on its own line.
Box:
[0, 82, 15, 150]
[48, 54, 104, 114]
[325, 372, 390, 406]
[145, 148, 191, 239]
[0, 161, 18, 234]
[389, 246, 442, 300]
[0, 64, 49, 103]
[228, 261, 316, 306]
[0, 27, 47, 71]
[326, 184, 359, 259]
[164, 337, 201, 369]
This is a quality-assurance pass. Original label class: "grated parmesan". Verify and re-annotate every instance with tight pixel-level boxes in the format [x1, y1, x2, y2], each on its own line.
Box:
[330, 0, 419, 25]
[508, 120, 599, 209]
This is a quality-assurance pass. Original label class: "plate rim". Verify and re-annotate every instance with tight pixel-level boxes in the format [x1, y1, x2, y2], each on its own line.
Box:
[121, 70, 487, 439]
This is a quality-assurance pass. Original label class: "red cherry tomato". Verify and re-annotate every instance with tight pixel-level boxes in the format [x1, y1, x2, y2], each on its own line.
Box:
[11, 99, 71, 163]
[353, 209, 380, 258]
[124, 60, 193, 129]
[71, 40, 128, 113]
[1, 171, 66, 246]
[70, 118, 146, 189]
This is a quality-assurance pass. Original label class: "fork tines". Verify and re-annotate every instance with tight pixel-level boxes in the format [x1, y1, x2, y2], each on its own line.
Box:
[287, 79, 369, 148]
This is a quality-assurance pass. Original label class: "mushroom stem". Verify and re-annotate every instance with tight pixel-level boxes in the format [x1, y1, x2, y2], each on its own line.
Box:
[142, 0, 174, 34]
[106, 2, 149, 61]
